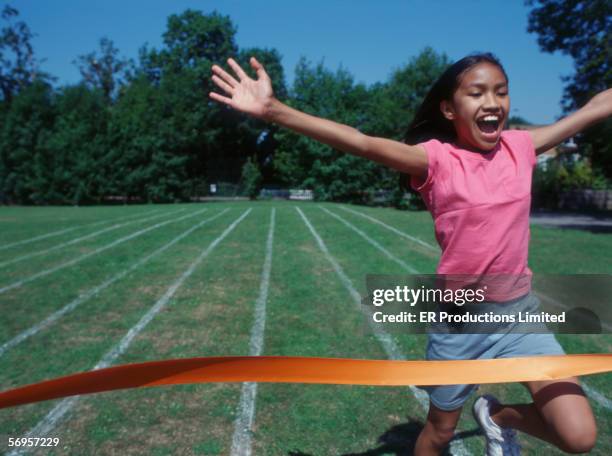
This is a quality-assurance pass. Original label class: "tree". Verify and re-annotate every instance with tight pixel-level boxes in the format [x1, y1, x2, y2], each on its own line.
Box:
[0, 80, 55, 204]
[0, 4, 47, 103]
[105, 75, 190, 203]
[271, 48, 450, 204]
[42, 84, 110, 204]
[507, 115, 532, 126]
[136, 10, 241, 191]
[272, 57, 379, 201]
[148, 9, 238, 82]
[363, 47, 450, 140]
[241, 156, 262, 199]
[73, 37, 134, 103]
[526, 0, 612, 178]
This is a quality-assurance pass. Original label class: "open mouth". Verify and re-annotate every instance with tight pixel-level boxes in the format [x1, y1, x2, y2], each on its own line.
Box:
[476, 115, 501, 135]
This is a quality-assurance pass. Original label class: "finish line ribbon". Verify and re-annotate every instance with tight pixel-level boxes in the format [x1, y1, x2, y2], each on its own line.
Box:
[1, 354, 612, 409]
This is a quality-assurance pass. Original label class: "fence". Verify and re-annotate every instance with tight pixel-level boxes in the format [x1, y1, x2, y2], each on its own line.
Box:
[558, 189, 612, 210]
[260, 189, 314, 200]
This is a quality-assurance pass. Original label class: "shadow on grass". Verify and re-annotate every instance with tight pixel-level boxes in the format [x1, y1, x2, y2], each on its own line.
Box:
[288, 420, 481, 456]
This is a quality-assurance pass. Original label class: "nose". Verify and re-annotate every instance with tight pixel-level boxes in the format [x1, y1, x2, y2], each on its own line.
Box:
[483, 92, 500, 111]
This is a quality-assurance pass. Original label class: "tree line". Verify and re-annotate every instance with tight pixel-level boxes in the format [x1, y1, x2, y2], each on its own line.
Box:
[0, 2, 609, 205]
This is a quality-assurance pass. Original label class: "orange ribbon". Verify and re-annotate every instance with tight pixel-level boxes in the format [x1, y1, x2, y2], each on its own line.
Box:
[1, 354, 611, 409]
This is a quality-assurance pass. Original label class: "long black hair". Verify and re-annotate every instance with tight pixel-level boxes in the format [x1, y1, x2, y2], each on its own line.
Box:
[404, 52, 508, 145]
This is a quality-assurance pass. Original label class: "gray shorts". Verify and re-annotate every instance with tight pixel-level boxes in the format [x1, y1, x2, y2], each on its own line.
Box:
[422, 292, 566, 411]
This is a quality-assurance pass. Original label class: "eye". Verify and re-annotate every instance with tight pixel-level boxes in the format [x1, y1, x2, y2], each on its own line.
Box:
[469, 93, 481, 98]
[497, 91, 508, 97]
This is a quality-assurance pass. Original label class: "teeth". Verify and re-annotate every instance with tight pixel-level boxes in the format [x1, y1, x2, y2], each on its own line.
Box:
[482, 115, 499, 121]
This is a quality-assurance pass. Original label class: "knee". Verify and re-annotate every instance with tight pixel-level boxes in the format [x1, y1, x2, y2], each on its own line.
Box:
[426, 421, 456, 447]
[559, 423, 597, 454]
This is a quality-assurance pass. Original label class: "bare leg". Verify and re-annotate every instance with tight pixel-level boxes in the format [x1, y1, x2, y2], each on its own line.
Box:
[489, 377, 596, 453]
[415, 402, 462, 456]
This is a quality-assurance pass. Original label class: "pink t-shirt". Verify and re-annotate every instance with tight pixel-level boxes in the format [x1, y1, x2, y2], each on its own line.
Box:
[411, 130, 535, 301]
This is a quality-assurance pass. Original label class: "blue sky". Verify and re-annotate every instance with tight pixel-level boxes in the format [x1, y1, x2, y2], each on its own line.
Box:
[14, 0, 576, 124]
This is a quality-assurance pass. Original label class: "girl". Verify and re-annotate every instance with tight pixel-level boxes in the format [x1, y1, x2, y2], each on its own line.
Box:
[209, 53, 612, 455]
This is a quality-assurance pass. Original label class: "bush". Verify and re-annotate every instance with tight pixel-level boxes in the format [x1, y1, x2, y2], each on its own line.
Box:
[241, 156, 262, 200]
[533, 157, 610, 208]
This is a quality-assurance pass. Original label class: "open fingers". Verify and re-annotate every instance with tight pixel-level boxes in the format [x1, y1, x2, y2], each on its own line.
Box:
[208, 91, 233, 107]
[250, 57, 270, 81]
[212, 64, 239, 88]
[212, 75, 234, 96]
[227, 57, 249, 81]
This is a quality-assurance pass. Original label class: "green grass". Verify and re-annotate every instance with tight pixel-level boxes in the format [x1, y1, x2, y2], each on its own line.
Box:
[0, 201, 610, 455]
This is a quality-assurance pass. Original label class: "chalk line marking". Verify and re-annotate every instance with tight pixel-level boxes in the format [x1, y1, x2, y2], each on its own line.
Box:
[0, 208, 162, 252]
[0, 208, 199, 295]
[338, 205, 439, 252]
[230, 208, 275, 456]
[8, 209, 252, 456]
[534, 292, 612, 410]
[0, 208, 231, 359]
[535, 291, 612, 333]
[296, 207, 470, 456]
[320, 206, 419, 274]
[0, 209, 184, 268]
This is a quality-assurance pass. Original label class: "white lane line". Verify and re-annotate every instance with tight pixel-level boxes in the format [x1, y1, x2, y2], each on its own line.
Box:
[0, 208, 200, 295]
[319, 206, 419, 274]
[0, 208, 230, 359]
[0, 209, 163, 252]
[580, 384, 612, 411]
[339, 205, 439, 252]
[295, 207, 470, 456]
[8, 209, 252, 455]
[231, 208, 275, 456]
[535, 291, 612, 332]
[534, 291, 612, 409]
[0, 209, 186, 268]
[339, 206, 612, 410]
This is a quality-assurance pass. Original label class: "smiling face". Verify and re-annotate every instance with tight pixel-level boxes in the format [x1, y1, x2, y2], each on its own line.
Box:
[440, 62, 509, 152]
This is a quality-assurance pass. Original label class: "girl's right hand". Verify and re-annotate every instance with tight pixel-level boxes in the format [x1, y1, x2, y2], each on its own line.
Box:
[209, 57, 274, 120]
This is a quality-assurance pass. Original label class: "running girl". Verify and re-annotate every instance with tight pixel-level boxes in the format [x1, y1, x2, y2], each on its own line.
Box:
[209, 54, 612, 455]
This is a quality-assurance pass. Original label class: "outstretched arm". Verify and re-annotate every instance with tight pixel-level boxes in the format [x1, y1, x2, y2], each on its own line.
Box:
[530, 88, 612, 155]
[210, 57, 428, 178]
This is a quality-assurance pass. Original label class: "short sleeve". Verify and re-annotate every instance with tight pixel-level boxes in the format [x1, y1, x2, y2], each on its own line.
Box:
[524, 130, 537, 168]
[504, 129, 537, 168]
[410, 139, 443, 192]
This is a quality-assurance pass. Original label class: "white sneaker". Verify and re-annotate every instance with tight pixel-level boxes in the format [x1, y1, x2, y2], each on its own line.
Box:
[472, 394, 521, 456]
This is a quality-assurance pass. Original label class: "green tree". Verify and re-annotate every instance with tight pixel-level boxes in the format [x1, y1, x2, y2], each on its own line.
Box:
[0, 80, 55, 203]
[42, 84, 110, 204]
[364, 47, 450, 139]
[106, 75, 189, 203]
[73, 37, 134, 103]
[507, 115, 532, 126]
[0, 4, 49, 103]
[526, 0, 612, 178]
[366, 48, 449, 207]
[135, 10, 241, 195]
[241, 156, 262, 199]
[273, 57, 380, 202]
[273, 48, 449, 205]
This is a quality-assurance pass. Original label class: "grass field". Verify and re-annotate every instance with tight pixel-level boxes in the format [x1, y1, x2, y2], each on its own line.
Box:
[0, 201, 611, 455]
